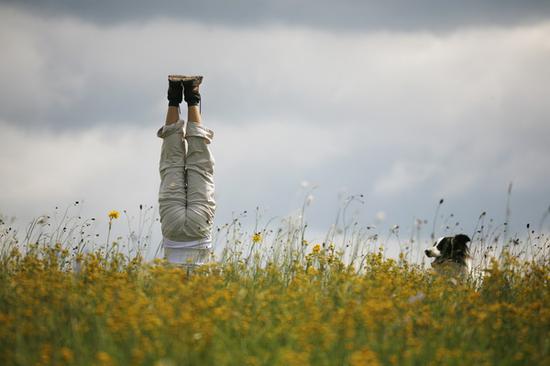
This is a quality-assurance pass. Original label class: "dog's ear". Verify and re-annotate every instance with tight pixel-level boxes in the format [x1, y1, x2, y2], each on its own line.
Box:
[452, 234, 471, 249]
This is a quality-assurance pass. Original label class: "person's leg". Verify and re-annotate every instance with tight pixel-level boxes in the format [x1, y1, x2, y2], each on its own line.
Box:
[157, 80, 187, 240]
[187, 104, 201, 125]
[180, 80, 216, 240]
[165, 106, 180, 125]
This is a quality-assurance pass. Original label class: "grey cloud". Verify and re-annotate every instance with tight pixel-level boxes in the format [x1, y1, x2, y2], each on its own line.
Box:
[1, 5, 550, 244]
[3, 8, 550, 133]
[5, 0, 550, 32]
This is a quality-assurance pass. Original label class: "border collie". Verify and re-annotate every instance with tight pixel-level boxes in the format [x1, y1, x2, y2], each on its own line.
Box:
[425, 234, 472, 276]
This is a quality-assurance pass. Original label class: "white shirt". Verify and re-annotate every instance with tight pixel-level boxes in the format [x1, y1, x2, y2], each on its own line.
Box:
[162, 236, 212, 249]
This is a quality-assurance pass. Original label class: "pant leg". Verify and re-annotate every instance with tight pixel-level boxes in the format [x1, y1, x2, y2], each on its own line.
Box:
[157, 120, 188, 240]
[181, 122, 216, 240]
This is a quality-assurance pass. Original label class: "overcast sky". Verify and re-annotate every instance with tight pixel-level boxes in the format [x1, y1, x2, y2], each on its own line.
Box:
[1, 1, 549, 255]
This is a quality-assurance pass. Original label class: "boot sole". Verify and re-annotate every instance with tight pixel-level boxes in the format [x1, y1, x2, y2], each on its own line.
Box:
[168, 75, 203, 85]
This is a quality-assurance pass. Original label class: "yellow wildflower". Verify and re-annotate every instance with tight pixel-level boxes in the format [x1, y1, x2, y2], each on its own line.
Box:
[108, 210, 120, 220]
[60, 347, 74, 363]
[349, 346, 380, 366]
[252, 232, 262, 243]
[312, 244, 321, 253]
[96, 351, 113, 366]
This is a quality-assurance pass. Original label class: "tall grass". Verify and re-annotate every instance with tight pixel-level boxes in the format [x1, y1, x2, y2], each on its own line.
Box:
[0, 200, 549, 365]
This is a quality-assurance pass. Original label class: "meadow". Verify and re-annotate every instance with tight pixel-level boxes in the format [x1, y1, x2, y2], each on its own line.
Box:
[0, 202, 549, 366]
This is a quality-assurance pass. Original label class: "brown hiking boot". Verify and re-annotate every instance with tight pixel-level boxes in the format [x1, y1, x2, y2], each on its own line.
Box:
[167, 78, 183, 106]
[168, 75, 202, 106]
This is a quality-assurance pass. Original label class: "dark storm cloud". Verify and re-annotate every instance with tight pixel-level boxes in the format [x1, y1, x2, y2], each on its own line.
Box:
[5, 0, 550, 31]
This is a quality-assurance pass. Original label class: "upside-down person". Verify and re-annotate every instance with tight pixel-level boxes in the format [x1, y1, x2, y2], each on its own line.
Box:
[156, 76, 215, 270]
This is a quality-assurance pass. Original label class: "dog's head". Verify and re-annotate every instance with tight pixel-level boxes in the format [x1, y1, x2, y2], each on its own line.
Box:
[425, 234, 471, 264]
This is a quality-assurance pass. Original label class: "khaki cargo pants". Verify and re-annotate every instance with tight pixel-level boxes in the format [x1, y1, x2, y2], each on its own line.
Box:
[157, 120, 215, 264]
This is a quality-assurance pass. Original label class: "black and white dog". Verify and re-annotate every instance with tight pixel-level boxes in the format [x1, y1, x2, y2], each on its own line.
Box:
[425, 234, 472, 276]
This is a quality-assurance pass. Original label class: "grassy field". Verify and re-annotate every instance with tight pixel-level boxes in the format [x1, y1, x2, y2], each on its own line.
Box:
[0, 210, 549, 365]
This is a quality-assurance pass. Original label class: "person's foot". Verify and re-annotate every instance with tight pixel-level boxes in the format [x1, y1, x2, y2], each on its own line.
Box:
[167, 78, 183, 107]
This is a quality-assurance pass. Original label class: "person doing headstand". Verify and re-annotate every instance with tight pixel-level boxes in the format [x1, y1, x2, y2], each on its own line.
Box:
[157, 76, 215, 268]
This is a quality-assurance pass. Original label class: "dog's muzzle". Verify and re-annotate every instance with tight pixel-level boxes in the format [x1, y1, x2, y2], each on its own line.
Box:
[424, 248, 440, 257]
